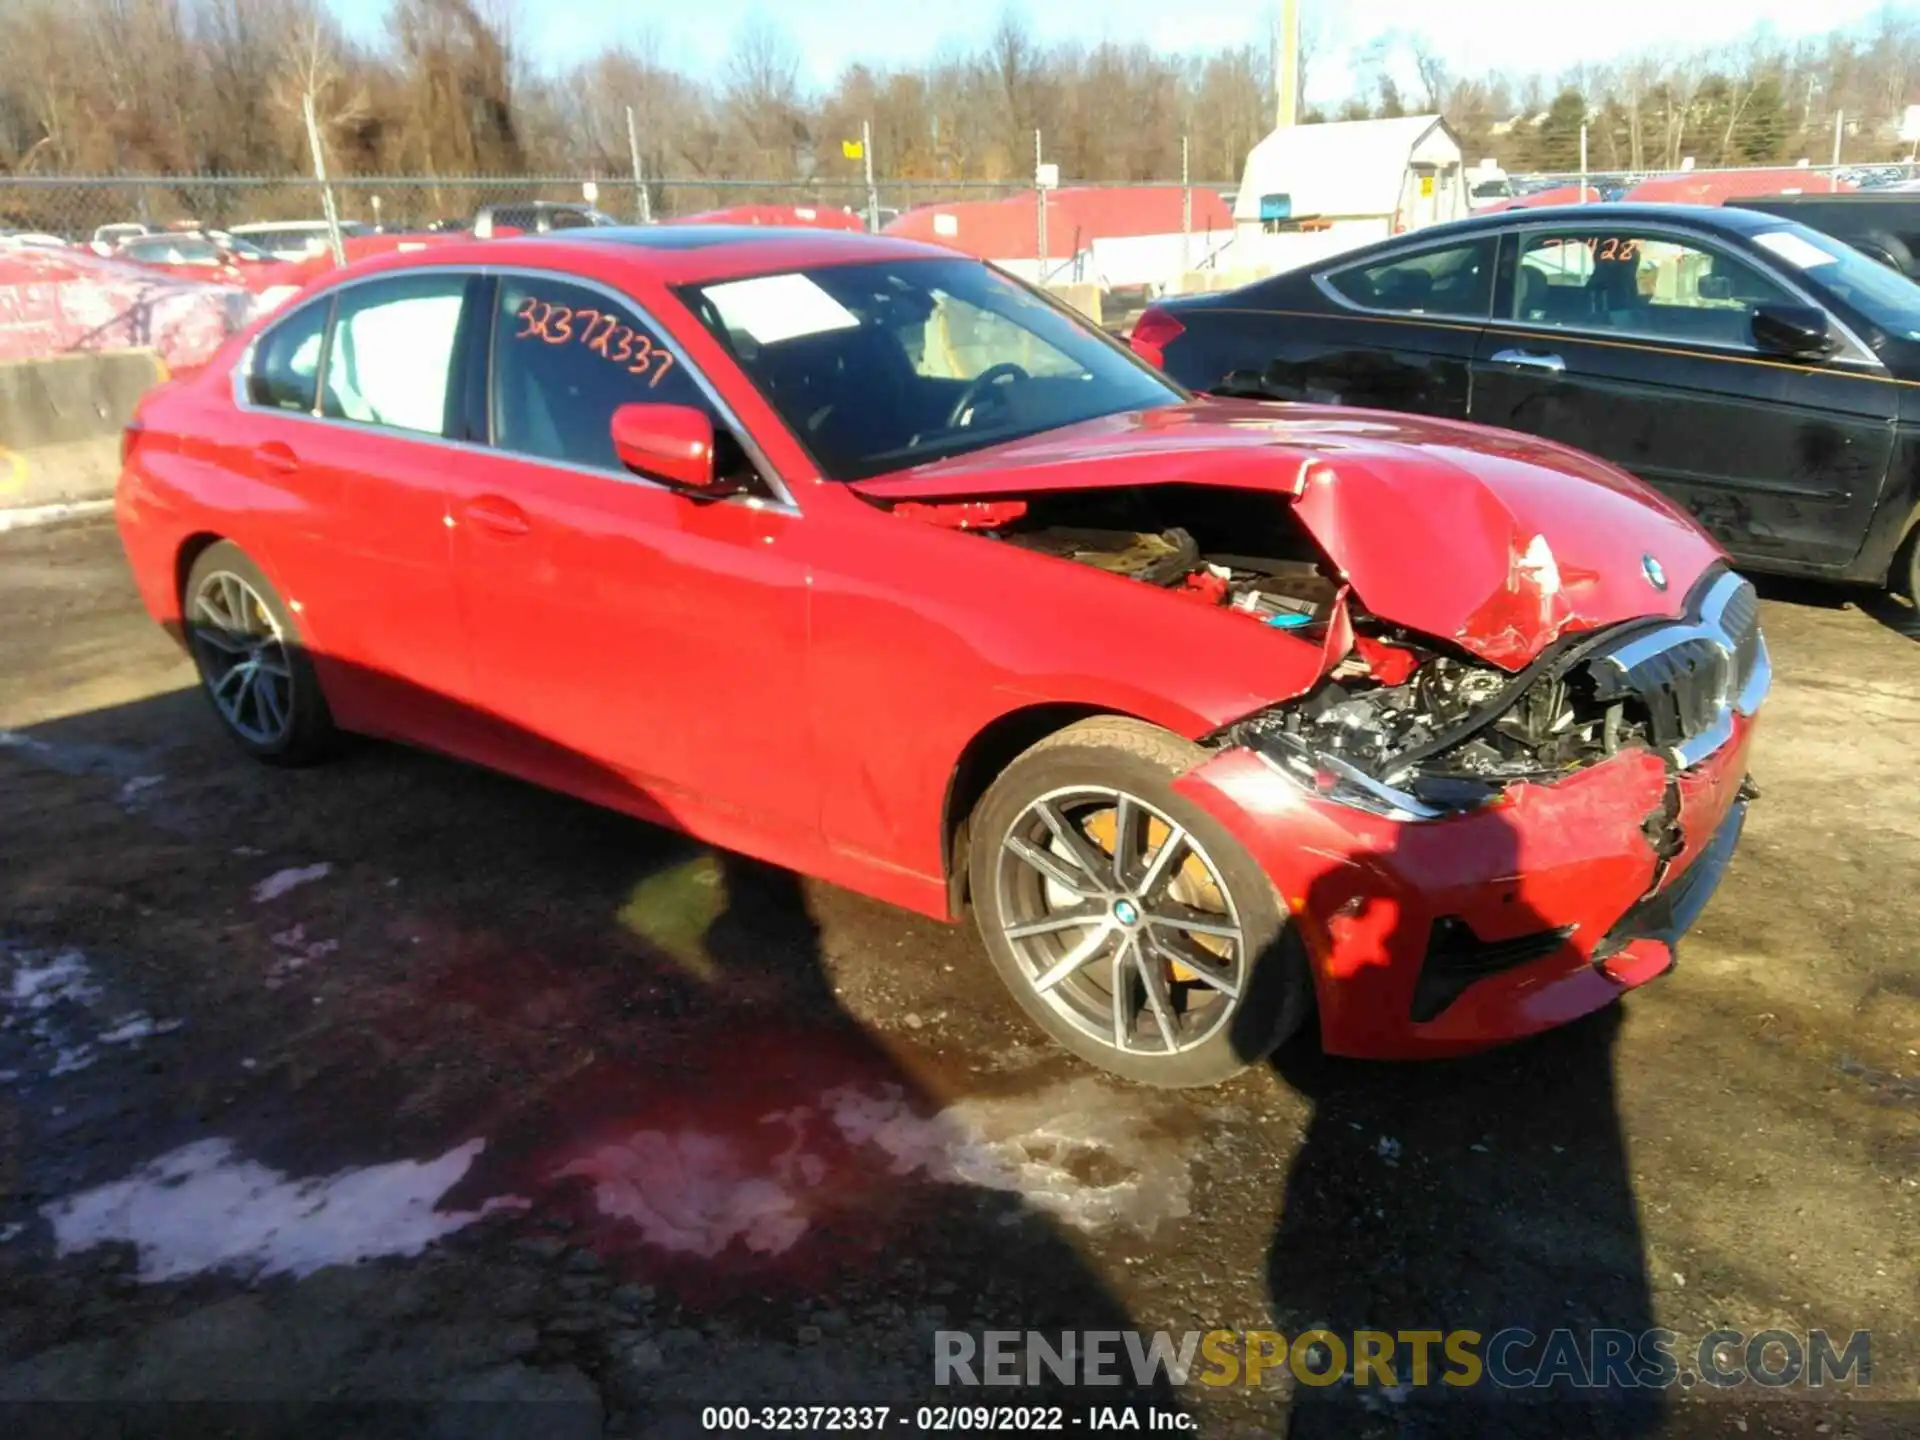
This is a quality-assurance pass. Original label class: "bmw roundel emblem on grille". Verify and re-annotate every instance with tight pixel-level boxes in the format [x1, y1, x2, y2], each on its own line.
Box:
[1642, 553, 1669, 591]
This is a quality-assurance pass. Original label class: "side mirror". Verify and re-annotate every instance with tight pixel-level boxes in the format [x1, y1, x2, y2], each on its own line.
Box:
[1750, 302, 1835, 359]
[609, 402, 720, 490]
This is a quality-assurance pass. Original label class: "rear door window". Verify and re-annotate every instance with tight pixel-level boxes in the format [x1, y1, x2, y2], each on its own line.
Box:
[320, 272, 468, 435]
[1325, 238, 1497, 318]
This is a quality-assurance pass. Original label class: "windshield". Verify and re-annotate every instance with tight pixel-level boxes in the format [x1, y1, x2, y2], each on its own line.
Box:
[211, 233, 273, 259]
[679, 257, 1181, 481]
[1752, 225, 1920, 343]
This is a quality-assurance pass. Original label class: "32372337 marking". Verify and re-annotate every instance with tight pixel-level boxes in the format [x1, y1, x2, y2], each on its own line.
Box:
[514, 296, 678, 387]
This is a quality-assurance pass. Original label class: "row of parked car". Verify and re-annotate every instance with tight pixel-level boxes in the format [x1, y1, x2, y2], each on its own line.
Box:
[0, 202, 628, 282]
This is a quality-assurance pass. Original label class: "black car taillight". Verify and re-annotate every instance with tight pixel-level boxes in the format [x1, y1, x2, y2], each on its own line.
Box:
[1130, 305, 1186, 371]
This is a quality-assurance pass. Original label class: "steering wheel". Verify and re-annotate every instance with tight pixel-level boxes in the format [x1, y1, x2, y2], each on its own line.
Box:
[946, 363, 1030, 428]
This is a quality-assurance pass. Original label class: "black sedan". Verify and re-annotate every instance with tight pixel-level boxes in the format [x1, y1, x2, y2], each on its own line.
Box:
[1134, 203, 1920, 596]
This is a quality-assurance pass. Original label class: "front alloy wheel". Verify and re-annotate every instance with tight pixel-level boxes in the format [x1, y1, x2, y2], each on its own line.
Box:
[996, 785, 1248, 1057]
[968, 717, 1308, 1087]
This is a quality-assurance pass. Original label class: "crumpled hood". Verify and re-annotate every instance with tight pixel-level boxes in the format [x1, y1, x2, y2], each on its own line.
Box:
[853, 400, 1725, 669]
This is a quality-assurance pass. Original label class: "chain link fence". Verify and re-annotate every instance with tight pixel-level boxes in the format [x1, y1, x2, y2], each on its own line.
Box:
[0, 175, 1175, 246]
[11, 156, 1917, 250]
[1504, 160, 1918, 198]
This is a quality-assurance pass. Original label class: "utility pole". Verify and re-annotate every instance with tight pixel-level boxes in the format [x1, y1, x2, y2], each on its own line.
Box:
[626, 105, 651, 223]
[302, 92, 345, 267]
[1274, 0, 1300, 129]
[1181, 134, 1192, 270]
[1035, 129, 1047, 276]
[1831, 111, 1844, 192]
[862, 118, 878, 232]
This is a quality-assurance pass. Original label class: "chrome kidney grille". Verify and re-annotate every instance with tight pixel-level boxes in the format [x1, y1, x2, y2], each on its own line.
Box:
[1591, 570, 1770, 768]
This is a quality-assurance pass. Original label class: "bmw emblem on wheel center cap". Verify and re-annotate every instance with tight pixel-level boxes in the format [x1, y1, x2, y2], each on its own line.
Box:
[1112, 898, 1141, 927]
[1641, 553, 1668, 591]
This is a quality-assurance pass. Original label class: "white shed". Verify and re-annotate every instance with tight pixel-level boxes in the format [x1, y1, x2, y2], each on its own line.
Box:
[1232, 115, 1467, 235]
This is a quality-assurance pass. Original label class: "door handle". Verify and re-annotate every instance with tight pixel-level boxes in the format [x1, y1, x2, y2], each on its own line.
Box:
[251, 441, 299, 474]
[1490, 348, 1566, 374]
[461, 495, 530, 537]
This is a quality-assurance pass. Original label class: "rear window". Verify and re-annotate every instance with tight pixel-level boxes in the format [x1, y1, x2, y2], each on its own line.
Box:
[1325, 237, 1497, 318]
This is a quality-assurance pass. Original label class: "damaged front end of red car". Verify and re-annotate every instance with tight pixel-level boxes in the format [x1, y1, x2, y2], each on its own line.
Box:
[862, 401, 1770, 1056]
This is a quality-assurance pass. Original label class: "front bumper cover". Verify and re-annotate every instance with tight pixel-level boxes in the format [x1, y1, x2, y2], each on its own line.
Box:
[1173, 716, 1755, 1060]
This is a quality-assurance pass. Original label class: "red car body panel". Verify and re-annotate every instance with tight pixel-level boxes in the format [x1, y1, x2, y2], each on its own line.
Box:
[116, 232, 1758, 1060]
[854, 400, 1724, 669]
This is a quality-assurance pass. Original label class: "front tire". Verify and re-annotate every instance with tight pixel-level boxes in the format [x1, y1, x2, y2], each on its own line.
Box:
[1894, 524, 1920, 603]
[183, 541, 338, 766]
[967, 717, 1310, 1088]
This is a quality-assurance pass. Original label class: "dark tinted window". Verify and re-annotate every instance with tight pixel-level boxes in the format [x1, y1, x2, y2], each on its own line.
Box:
[1326, 237, 1497, 318]
[489, 275, 715, 474]
[247, 298, 329, 412]
[680, 257, 1179, 481]
[320, 272, 468, 434]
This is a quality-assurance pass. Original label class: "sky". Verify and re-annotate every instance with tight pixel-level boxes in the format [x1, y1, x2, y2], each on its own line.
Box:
[329, 0, 1899, 100]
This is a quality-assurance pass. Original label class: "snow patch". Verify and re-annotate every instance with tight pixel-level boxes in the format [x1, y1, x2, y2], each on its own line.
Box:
[97, 1013, 184, 1045]
[558, 1131, 810, 1260]
[42, 1136, 527, 1282]
[561, 1077, 1191, 1259]
[115, 774, 166, 809]
[826, 1079, 1192, 1233]
[7, 949, 99, 1012]
[3, 946, 182, 1083]
[252, 863, 332, 903]
[266, 925, 338, 988]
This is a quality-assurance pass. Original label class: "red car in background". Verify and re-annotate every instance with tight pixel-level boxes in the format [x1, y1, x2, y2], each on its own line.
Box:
[115, 226, 1765, 1085]
[114, 230, 282, 284]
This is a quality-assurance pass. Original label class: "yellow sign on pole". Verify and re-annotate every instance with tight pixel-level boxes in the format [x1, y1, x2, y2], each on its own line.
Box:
[1419, 174, 1434, 197]
[842, 139, 864, 160]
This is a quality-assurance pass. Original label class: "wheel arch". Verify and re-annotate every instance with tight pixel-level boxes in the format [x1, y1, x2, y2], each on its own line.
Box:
[940, 702, 1161, 918]
[174, 531, 228, 612]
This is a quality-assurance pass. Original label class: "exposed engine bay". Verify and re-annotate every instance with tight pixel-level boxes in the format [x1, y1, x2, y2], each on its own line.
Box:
[1229, 639, 1657, 817]
[893, 484, 1671, 817]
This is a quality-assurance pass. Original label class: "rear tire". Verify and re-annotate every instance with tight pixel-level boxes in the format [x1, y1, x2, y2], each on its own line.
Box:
[183, 541, 338, 766]
[967, 717, 1311, 1088]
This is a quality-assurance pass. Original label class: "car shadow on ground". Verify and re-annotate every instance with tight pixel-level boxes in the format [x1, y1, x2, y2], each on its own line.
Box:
[0, 659, 1180, 1431]
[1752, 572, 1920, 640]
[1262, 803, 1663, 1438]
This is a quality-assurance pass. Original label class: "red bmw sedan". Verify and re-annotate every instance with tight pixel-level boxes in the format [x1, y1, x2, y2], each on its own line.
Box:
[116, 227, 1766, 1086]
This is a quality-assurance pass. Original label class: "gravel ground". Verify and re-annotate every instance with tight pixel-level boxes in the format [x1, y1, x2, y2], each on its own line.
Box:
[0, 518, 1914, 1438]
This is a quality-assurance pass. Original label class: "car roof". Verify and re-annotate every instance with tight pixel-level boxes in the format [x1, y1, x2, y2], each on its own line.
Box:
[306, 225, 959, 287]
[1387, 202, 1797, 245]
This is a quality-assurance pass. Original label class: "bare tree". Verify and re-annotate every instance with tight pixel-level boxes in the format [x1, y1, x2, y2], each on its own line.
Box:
[721, 13, 807, 178]
[1408, 33, 1450, 114]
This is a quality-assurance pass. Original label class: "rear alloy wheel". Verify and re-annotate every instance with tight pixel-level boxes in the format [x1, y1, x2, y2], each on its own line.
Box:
[968, 718, 1309, 1087]
[184, 541, 337, 765]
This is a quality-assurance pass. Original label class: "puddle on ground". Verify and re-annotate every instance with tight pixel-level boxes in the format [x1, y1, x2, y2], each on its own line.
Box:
[41, 1136, 528, 1282]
